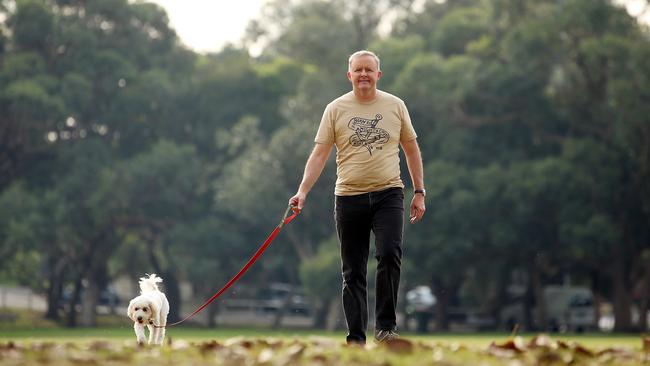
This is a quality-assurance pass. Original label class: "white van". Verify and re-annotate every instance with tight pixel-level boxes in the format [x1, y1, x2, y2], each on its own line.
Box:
[500, 285, 596, 332]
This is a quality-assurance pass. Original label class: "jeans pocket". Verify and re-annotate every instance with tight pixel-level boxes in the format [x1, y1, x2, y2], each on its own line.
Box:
[335, 195, 367, 223]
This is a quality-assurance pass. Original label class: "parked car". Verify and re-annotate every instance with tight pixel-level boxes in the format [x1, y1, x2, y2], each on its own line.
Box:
[60, 286, 121, 312]
[404, 286, 496, 332]
[256, 283, 311, 316]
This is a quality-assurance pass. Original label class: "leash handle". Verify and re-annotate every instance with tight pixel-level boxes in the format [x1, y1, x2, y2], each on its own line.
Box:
[279, 204, 299, 228]
[157, 205, 300, 328]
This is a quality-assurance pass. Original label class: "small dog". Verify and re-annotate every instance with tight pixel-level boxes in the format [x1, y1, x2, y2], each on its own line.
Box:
[127, 274, 169, 345]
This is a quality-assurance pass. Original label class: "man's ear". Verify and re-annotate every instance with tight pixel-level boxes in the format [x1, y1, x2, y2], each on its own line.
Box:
[347, 71, 352, 81]
[377, 71, 383, 80]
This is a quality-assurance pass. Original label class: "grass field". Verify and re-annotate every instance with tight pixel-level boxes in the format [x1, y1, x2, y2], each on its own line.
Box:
[0, 326, 645, 348]
[1, 326, 648, 365]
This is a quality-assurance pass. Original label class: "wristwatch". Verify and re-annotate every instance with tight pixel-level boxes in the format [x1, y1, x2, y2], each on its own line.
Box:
[414, 189, 426, 197]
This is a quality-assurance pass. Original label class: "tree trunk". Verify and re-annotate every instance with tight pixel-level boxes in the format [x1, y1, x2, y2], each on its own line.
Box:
[612, 226, 634, 332]
[591, 270, 603, 330]
[80, 252, 111, 327]
[490, 267, 510, 328]
[639, 254, 650, 332]
[285, 227, 313, 261]
[639, 297, 649, 333]
[44, 280, 62, 321]
[311, 299, 329, 329]
[325, 297, 342, 332]
[612, 263, 633, 331]
[529, 257, 545, 331]
[162, 270, 181, 323]
[272, 291, 292, 329]
[44, 258, 66, 321]
[65, 277, 83, 327]
[80, 280, 99, 327]
[431, 277, 450, 331]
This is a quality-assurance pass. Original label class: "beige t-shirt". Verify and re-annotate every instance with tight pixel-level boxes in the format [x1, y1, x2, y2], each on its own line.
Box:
[315, 90, 417, 196]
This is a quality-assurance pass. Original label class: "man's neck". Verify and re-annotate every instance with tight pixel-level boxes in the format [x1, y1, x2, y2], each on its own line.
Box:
[353, 88, 378, 103]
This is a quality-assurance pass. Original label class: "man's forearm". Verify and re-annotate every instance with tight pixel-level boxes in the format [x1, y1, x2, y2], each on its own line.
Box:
[298, 143, 333, 194]
[402, 139, 424, 189]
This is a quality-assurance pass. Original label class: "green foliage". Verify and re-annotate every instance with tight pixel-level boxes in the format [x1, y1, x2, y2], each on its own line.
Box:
[299, 237, 341, 303]
[0, 182, 44, 286]
[430, 6, 490, 56]
[10, 0, 54, 51]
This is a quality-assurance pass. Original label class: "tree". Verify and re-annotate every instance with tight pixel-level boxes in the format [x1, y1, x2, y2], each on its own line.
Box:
[104, 140, 202, 322]
[299, 236, 341, 329]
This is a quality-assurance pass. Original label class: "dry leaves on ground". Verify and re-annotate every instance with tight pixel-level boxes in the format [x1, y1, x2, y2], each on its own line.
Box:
[0, 335, 646, 366]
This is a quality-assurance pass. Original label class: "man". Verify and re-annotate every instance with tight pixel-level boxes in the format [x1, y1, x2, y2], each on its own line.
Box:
[289, 50, 425, 345]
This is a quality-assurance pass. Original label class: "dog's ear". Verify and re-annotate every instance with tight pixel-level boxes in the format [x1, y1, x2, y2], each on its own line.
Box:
[148, 299, 159, 319]
[127, 300, 135, 320]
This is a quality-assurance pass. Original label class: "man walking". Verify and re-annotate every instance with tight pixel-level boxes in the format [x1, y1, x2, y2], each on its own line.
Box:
[289, 50, 425, 345]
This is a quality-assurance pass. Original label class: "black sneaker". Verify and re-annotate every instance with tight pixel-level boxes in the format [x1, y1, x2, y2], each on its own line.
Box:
[374, 329, 399, 342]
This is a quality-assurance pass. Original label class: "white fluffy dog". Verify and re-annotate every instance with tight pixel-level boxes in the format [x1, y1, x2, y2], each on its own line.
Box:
[127, 274, 169, 345]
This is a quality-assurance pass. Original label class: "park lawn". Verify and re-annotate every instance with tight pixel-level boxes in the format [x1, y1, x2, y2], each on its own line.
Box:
[0, 329, 648, 366]
[0, 326, 645, 349]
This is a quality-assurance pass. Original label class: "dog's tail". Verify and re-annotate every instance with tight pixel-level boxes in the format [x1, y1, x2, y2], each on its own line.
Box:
[139, 273, 163, 293]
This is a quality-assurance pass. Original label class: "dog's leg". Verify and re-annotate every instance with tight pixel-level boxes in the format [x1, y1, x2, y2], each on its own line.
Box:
[158, 325, 166, 345]
[134, 323, 146, 345]
[157, 312, 167, 345]
[147, 323, 155, 345]
[157, 316, 166, 345]
[153, 322, 162, 345]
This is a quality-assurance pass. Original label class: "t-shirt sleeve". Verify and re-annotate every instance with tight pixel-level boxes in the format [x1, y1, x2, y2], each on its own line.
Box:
[399, 101, 417, 142]
[314, 104, 335, 144]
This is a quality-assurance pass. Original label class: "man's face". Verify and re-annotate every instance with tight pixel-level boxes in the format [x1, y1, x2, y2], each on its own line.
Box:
[347, 55, 382, 92]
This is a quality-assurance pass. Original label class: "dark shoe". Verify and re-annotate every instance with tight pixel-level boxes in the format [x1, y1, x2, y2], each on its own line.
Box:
[346, 335, 366, 346]
[346, 339, 366, 346]
[374, 329, 399, 342]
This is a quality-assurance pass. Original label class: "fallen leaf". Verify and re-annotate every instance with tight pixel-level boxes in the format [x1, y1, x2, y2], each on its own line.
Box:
[528, 334, 557, 350]
[224, 337, 254, 349]
[88, 340, 113, 351]
[381, 338, 414, 354]
[197, 340, 223, 354]
[489, 337, 526, 353]
[257, 348, 274, 364]
[572, 344, 594, 357]
[0, 341, 18, 350]
[285, 343, 305, 359]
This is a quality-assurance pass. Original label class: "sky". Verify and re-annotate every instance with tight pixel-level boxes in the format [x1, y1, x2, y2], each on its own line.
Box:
[148, 0, 266, 53]
[149, 0, 649, 54]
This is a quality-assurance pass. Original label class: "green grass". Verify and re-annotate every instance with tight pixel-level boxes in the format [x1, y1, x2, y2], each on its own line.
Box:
[1, 325, 647, 365]
[0, 309, 644, 351]
[0, 326, 343, 341]
[0, 326, 645, 350]
[0, 309, 641, 350]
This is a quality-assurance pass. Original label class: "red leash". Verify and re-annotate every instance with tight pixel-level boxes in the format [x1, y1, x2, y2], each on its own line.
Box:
[158, 205, 300, 328]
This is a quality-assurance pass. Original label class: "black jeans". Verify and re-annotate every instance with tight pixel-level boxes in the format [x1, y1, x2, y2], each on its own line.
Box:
[335, 187, 404, 344]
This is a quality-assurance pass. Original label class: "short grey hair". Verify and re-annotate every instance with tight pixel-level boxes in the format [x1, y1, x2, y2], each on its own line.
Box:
[348, 50, 381, 71]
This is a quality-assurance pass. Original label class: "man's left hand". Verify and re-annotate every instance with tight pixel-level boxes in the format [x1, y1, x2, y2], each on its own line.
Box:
[409, 194, 425, 224]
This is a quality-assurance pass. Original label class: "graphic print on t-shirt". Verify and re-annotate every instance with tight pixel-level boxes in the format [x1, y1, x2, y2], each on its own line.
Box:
[348, 114, 389, 156]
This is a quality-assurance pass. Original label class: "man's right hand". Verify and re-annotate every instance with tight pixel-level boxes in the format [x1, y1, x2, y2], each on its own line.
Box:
[289, 192, 307, 211]
[289, 143, 333, 213]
